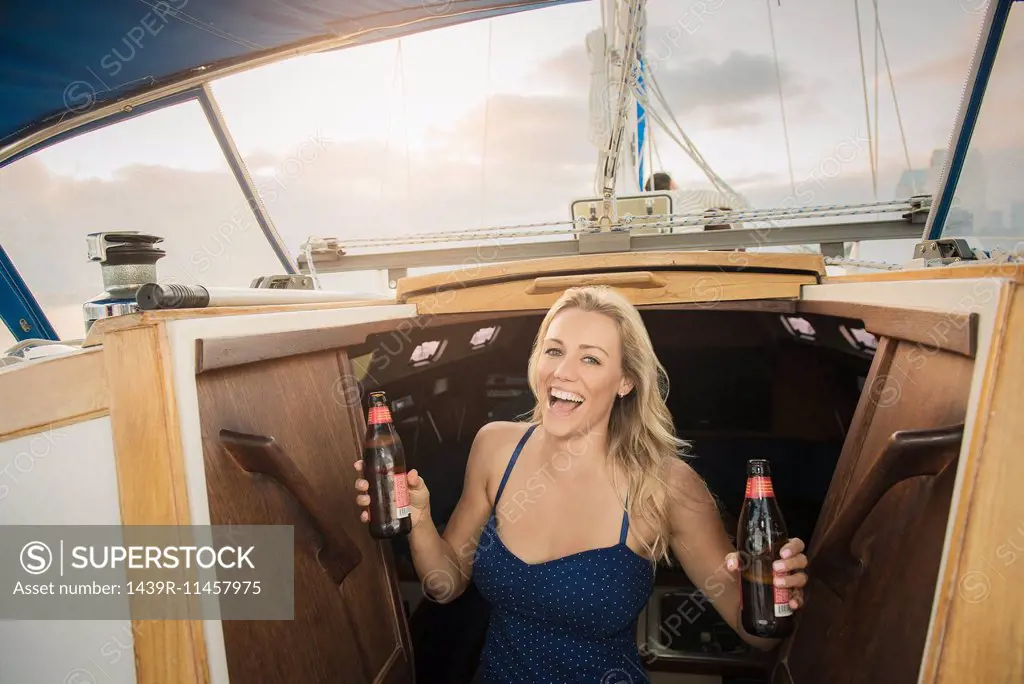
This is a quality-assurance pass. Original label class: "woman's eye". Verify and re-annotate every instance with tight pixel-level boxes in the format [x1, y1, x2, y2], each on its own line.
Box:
[583, 356, 600, 365]
[545, 348, 561, 356]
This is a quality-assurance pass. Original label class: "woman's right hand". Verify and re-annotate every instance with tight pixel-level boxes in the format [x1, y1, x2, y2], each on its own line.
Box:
[353, 460, 432, 530]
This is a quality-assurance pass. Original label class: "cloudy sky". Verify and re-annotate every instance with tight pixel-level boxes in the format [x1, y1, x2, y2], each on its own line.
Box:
[1, 0, 1017, 343]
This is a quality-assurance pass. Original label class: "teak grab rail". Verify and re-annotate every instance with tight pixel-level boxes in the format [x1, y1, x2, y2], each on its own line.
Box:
[812, 424, 964, 600]
[526, 271, 667, 293]
[219, 429, 363, 585]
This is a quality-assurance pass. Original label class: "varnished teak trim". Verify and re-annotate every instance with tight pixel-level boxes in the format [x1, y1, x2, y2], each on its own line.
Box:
[83, 298, 396, 347]
[407, 271, 816, 314]
[824, 262, 1024, 285]
[526, 271, 666, 292]
[396, 250, 826, 299]
[0, 348, 109, 442]
[922, 283, 1024, 683]
[796, 300, 977, 357]
[103, 325, 209, 684]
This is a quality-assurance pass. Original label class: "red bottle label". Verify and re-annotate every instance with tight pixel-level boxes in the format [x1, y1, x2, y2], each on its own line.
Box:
[368, 406, 392, 425]
[394, 473, 410, 518]
[774, 568, 792, 616]
[744, 476, 774, 498]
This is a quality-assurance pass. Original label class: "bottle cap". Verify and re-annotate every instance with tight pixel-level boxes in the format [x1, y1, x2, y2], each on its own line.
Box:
[367, 392, 392, 425]
[746, 459, 771, 476]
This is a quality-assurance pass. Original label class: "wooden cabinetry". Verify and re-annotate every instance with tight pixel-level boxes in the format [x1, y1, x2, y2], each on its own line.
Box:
[195, 349, 412, 684]
[772, 337, 974, 684]
[6, 255, 1019, 683]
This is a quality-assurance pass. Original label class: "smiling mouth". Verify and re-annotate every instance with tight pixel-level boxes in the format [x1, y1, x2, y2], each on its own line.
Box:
[548, 388, 585, 414]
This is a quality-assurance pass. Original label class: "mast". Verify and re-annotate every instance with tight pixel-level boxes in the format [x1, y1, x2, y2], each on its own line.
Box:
[586, 0, 645, 228]
[636, 6, 647, 192]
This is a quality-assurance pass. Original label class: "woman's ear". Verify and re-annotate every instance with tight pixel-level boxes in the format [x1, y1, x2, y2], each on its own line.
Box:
[618, 379, 634, 398]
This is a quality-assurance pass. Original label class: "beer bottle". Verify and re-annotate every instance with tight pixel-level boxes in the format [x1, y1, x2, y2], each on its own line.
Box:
[363, 391, 412, 539]
[737, 458, 793, 639]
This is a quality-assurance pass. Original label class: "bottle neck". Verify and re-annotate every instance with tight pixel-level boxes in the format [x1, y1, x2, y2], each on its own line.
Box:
[744, 475, 775, 499]
[367, 405, 392, 426]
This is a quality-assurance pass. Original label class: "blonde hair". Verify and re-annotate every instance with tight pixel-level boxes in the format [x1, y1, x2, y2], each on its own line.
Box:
[526, 286, 689, 562]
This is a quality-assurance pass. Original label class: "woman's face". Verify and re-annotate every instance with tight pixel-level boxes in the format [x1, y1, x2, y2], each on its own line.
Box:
[535, 308, 633, 438]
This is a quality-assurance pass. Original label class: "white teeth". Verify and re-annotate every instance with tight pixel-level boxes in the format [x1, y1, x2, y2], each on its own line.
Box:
[550, 388, 584, 403]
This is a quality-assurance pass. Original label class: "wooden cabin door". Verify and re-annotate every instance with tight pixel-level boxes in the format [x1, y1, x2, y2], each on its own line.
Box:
[772, 326, 974, 683]
[195, 348, 414, 684]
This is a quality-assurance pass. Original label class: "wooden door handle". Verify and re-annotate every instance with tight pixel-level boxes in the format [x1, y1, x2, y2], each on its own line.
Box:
[526, 271, 666, 293]
[219, 429, 363, 585]
[812, 424, 963, 600]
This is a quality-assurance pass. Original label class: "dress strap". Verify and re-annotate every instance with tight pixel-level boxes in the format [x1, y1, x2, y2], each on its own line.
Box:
[494, 423, 537, 508]
[619, 495, 630, 545]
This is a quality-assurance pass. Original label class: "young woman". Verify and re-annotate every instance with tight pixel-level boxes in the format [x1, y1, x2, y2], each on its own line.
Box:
[354, 286, 809, 683]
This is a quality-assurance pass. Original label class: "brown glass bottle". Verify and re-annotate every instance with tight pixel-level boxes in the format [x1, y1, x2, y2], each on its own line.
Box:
[363, 391, 412, 539]
[737, 458, 794, 639]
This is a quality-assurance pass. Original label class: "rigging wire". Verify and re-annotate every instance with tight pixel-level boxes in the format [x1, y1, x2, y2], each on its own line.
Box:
[333, 199, 914, 247]
[398, 39, 412, 226]
[375, 41, 404, 236]
[637, 71, 746, 207]
[872, 0, 916, 192]
[651, 129, 664, 173]
[480, 19, 494, 227]
[854, 0, 879, 199]
[873, 0, 880, 199]
[765, 0, 796, 197]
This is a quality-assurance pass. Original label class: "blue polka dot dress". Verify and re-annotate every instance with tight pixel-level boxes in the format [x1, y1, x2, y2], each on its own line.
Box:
[472, 424, 655, 683]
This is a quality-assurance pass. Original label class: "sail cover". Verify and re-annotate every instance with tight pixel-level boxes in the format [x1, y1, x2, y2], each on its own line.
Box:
[0, 0, 583, 156]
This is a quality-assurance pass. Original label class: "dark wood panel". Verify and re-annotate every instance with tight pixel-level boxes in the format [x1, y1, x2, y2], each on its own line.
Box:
[339, 352, 415, 677]
[812, 425, 963, 599]
[639, 299, 798, 314]
[196, 310, 526, 373]
[797, 300, 976, 357]
[195, 350, 412, 684]
[775, 339, 975, 684]
[218, 429, 364, 584]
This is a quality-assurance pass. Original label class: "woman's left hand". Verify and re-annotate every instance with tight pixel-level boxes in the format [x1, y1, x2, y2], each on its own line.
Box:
[725, 537, 809, 612]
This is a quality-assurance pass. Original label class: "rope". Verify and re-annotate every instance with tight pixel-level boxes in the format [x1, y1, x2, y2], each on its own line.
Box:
[765, 0, 796, 197]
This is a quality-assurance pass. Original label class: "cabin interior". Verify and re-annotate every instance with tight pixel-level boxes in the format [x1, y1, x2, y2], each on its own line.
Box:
[334, 303, 902, 683]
